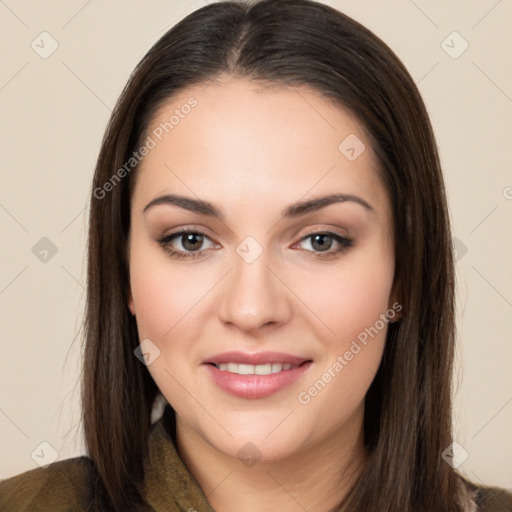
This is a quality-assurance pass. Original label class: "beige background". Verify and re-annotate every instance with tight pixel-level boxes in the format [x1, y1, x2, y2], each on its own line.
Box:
[1, 0, 511, 489]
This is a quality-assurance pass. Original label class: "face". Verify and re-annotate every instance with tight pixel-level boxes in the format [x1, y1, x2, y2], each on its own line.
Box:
[127, 76, 398, 462]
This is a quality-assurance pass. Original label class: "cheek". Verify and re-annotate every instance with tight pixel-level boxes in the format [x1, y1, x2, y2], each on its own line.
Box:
[129, 242, 209, 339]
[128, 250, 206, 406]
[294, 266, 392, 420]
[292, 257, 394, 347]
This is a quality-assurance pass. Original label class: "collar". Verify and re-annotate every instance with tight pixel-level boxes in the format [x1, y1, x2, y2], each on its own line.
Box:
[143, 405, 216, 512]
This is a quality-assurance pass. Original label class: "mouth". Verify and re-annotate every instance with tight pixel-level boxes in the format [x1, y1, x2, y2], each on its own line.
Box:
[206, 361, 309, 375]
[202, 351, 313, 399]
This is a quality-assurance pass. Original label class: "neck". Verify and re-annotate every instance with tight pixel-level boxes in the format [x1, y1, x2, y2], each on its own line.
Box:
[175, 408, 367, 512]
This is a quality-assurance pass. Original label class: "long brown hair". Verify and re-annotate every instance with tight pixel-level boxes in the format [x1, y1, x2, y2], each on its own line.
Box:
[82, 1, 475, 510]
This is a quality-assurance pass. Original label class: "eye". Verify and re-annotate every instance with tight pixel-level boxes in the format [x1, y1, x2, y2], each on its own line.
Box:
[294, 231, 353, 258]
[157, 228, 353, 261]
[157, 228, 217, 260]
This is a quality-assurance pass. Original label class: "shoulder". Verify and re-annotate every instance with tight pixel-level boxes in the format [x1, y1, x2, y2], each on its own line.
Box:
[0, 455, 97, 512]
[473, 483, 512, 512]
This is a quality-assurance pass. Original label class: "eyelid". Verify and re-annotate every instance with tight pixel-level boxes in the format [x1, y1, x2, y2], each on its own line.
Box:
[294, 224, 350, 239]
[157, 227, 218, 249]
[157, 224, 354, 261]
[292, 228, 353, 253]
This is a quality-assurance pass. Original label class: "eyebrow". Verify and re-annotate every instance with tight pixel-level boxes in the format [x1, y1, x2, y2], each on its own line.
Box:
[142, 192, 373, 220]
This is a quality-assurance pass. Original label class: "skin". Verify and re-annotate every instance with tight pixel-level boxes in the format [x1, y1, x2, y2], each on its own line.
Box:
[127, 76, 398, 512]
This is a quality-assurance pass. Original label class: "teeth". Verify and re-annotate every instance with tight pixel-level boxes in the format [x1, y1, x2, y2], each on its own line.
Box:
[216, 362, 297, 374]
[239, 364, 255, 375]
[271, 363, 282, 373]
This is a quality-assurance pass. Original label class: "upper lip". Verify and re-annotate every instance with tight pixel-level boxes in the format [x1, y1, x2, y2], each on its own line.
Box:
[204, 351, 312, 366]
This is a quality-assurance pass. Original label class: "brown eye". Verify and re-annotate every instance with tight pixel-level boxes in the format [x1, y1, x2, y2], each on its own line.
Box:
[295, 231, 353, 257]
[310, 233, 334, 251]
[157, 229, 216, 260]
[180, 232, 204, 251]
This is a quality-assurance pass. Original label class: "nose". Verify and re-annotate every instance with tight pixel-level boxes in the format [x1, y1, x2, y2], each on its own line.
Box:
[217, 245, 292, 334]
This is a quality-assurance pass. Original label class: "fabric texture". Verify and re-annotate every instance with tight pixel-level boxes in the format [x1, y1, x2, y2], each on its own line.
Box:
[1, 409, 511, 511]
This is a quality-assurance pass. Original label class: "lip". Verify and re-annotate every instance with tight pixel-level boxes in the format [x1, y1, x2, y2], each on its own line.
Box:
[204, 351, 310, 366]
[202, 351, 313, 399]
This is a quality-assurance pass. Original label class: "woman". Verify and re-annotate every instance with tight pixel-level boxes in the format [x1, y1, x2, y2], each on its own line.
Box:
[1, 0, 510, 510]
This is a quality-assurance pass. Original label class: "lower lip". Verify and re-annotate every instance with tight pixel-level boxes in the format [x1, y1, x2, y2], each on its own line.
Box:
[203, 361, 313, 399]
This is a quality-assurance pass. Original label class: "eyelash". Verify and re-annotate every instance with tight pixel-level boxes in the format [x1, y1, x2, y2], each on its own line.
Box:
[156, 227, 353, 261]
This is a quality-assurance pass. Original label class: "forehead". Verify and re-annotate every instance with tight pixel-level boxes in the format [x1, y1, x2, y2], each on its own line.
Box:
[132, 77, 388, 218]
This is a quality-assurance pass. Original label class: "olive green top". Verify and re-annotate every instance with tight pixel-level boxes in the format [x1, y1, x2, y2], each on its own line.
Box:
[1, 412, 511, 511]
